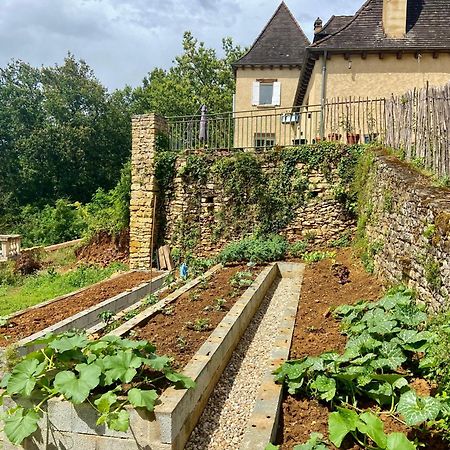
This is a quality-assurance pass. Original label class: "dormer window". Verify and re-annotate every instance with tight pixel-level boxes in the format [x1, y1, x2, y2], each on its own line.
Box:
[252, 79, 281, 106]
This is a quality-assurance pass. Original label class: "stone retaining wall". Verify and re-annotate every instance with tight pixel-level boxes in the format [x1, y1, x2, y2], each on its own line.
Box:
[364, 151, 450, 311]
[130, 114, 355, 268]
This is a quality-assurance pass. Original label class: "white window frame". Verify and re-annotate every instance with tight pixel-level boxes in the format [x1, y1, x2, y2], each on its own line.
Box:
[252, 80, 281, 107]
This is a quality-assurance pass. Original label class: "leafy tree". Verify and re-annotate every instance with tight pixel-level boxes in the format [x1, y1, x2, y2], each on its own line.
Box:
[132, 32, 245, 116]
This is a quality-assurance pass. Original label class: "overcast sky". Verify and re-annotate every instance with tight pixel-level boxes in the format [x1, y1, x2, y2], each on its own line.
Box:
[1, 0, 362, 90]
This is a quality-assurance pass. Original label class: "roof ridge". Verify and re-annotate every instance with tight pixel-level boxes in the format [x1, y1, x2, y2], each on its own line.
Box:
[233, 2, 310, 66]
[310, 0, 374, 48]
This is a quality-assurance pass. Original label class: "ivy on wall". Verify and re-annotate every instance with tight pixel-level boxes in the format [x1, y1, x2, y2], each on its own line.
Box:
[154, 143, 364, 254]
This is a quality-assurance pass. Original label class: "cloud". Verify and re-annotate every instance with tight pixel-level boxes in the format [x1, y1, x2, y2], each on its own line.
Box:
[0, 0, 362, 90]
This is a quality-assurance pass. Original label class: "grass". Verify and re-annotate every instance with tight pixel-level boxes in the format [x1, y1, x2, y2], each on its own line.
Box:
[0, 262, 128, 316]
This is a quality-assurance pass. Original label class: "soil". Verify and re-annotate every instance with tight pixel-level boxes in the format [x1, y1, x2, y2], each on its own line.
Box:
[278, 248, 448, 450]
[129, 265, 260, 370]
[0, 270, 161, 347]
[75, 230, 129, 267]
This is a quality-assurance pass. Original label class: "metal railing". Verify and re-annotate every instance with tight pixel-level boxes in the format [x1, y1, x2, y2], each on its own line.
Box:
[167, 98, 386, 152]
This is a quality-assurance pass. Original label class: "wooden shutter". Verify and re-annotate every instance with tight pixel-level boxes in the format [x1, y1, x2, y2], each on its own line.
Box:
[272, 82, 281, 106]
[252, 81, 260, 106]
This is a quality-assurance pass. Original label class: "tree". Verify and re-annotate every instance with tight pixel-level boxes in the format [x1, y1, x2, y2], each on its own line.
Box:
[132, 32, 246, 117]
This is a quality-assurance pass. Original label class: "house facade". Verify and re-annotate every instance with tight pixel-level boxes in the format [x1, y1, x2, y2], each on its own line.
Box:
[233, 0, 450, 144]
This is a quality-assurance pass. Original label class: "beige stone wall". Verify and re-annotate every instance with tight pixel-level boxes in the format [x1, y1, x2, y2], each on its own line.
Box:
[305, 52, 450, 105]
[363, 151, 450, 311]
[129, 114, 168, 270]
[234, 67, 301, 147]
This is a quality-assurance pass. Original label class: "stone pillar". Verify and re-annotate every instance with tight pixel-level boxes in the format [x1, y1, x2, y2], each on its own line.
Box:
[129, 114, 168, 270]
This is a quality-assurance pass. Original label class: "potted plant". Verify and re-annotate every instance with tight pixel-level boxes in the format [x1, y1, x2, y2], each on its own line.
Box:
[340, 117, 360, 144]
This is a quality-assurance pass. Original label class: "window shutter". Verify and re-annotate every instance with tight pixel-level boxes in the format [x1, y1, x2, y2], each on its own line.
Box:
[252, 81, 260, 106]
[272, 82, 281, 106]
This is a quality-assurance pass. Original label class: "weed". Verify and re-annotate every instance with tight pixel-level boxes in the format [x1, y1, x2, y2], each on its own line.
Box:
[123, 310, 139, 321]
[186, 318, 212, 332]
[423, 224, 436, 240]
[142, 293, 159, 306]
[189, 290, 201, 302]
[289, 240, 308, 258]
[176, 336, 187, 352]
[383, 189, 394, 213]
[98, 310, 115, 325]
[425, 258, 442, 291]
[205, 298, 227, 312]
[302, 251, 336, 263]
[162, 306, 174, 316]
[230, 271, 253, 288]
[329, 231, 352, 248]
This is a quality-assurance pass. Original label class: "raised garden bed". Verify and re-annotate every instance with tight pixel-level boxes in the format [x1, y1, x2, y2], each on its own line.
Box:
[0, 270, 165, 352]
[1, 263, 279, 450]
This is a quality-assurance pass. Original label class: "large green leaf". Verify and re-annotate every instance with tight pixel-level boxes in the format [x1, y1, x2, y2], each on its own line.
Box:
[7, 359, 45, 397]
[397, 390, 441, 425]
[386, 432, 417, 450]
[49, 333, 89, 353]
[102, 350, 143, 384]
[293, 432, 329, 450]
[127, 388, 158, 412]
[370, 342, 406, 371]
[310, 375, 336, 402]
[4, 407, 40, 445]
[108, 409, 129, 432]
[328, 407, 359, 447]
[357, 411, 387, 448]
[54, 363, 101, 404]
[94, 390, 117, 414]
[165, 371, 196, 389]
[142, 355, 172, 371]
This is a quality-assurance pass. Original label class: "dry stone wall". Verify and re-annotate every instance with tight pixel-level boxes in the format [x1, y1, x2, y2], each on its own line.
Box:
[364, 152, 450, 311]
[162, 151, 354, 258]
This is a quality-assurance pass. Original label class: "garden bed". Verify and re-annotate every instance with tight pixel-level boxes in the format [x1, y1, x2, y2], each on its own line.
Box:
[0, 270, 163, 347]
[276, 249, 448, 449]
[116, 264, 262, 369]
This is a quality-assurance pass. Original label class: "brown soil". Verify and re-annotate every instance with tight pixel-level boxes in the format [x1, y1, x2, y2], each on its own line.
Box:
[75, 230, 129, 267]
[0, 271, 161, 347]
[279, 248, 448, 450]
[129, 265, 259, 370]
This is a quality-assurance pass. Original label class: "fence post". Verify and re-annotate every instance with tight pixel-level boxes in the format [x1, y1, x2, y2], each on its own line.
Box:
[129, 114, 168, 270]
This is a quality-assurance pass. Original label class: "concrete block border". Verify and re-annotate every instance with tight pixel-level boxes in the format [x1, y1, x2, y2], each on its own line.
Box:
[6, 272, 167, 356]
[239, 262, 305, 450]
[2, 263, 281, 450]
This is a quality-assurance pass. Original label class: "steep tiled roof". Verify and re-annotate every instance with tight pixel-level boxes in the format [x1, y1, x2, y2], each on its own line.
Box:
[313, 15, 353, 43]
[233, 2, 310, 68]
[312, 0, 450, 51]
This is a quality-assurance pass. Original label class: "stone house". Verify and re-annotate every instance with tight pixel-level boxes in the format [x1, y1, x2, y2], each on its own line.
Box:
[233, 0, 450, 144]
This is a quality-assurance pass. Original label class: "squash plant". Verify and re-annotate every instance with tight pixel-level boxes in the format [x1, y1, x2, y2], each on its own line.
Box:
[274, 290, 450, 448]
[0, 332, 195, 445]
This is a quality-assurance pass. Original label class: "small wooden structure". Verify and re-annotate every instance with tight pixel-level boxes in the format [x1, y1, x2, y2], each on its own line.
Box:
[0, 235, 22, 262]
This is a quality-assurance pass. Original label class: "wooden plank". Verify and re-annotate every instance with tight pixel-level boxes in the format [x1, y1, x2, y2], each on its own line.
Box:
[158, 247, 167, 270]
[162, 245, 174, 271]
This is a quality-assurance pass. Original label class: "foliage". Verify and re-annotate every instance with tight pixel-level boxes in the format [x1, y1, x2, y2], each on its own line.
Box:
[328, 408, 416, 449]
[186, 318, 212, 332]
[0, 55, 131, 227]
[132, 32, 245, 117]
[289, 241, 308, 258]
[0, 332, 194, 445]
[229, 271, 254, 288]
[302, 251, 336, 263]
[218, 235, 288, 265]
[274, 290, 450, 448]
[424, 258, 442, 291]
[0, 262, 127, 316]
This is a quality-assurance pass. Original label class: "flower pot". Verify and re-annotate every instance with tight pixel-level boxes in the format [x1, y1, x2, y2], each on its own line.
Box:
[327, 133, 342, 142]
[346, 133, 360, 144]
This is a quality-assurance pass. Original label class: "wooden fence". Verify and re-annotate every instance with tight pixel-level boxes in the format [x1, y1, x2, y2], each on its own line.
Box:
[385, 83, 450, 177]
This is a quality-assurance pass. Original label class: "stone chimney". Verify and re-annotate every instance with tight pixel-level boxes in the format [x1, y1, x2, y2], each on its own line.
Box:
[314, 17, 323, 34]
[383, 0, 408, 38]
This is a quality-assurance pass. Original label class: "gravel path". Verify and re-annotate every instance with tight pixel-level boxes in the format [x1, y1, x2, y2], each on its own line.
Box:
[186, 277, 292, 449]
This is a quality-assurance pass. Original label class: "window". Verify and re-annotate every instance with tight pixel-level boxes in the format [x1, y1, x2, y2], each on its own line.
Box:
[252, 80, 281, 106]
[254, 133, 275, 149]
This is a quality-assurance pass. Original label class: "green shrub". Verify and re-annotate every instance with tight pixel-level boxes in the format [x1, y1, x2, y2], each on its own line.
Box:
[218, 235, 288, 264]
[288, 240, 308, 258]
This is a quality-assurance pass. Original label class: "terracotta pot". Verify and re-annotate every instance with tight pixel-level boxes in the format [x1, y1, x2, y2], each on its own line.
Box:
[346, 133, 360, 144]
[327, 133, 342, 142]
